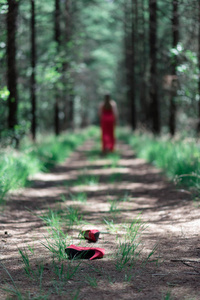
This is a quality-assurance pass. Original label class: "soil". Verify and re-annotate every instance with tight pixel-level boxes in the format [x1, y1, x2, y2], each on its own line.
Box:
[0, 139, 200, 300]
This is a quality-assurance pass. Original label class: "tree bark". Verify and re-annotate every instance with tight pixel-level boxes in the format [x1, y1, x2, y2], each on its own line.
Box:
[169, 0, 179, 136]
[7, 0, 18, 131]
[66, 0, 74, 129]
[61, 0, 72, 130]
[139, 0, 148, 125]
[124, 1, 131, 126]
[149, 0, 160, 134]
[31, 0, 36, 141]
[197, 0, 200, 132]
[130, 0, 136, 129]
[54, 0, 61, 136]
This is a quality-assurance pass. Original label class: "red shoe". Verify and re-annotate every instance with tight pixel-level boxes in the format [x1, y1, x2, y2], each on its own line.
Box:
[65, 245, 105, 260]
[83, 229, 100, 242]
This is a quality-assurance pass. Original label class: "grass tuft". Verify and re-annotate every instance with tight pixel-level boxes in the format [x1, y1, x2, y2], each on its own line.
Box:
[115, 216, 147, 271]
[70, 192, 88, 203]
[75, 174, 99, 186]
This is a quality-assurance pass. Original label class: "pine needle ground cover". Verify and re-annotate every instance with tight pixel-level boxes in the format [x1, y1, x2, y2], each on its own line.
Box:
[1, 137, 200, 299]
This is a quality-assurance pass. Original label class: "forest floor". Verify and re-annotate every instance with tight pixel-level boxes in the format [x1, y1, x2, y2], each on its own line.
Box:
[0, 139, 200, 300]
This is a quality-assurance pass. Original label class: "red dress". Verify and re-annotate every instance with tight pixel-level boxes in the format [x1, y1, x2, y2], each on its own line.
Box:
[100, 106, 115, 152]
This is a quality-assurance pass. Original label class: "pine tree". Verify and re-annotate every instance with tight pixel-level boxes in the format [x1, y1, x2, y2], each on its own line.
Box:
[7, 0, 18, 134]
[149, 0, 160, 134]
[31, 0, 37, 140]
[169, 0, 179, 136]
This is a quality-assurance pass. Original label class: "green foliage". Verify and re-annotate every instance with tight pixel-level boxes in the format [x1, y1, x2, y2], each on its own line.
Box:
[0, 86, 9, 101]
[119, 129, 200, 188]
[74, 0, 124, 115]
[1, 0, 200, 135]
[0, 127, 97, 203]
[0, 151, 38, 203]
[0, 2, 8, 14]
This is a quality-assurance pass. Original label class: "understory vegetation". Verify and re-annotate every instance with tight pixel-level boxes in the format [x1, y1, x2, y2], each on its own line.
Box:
[0, 127, 98, 204]
[118, 128, 200, 201]
[1, 126, 200, 205]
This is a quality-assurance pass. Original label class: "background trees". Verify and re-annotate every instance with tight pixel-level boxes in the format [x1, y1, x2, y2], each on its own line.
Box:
[149, 0, 160, 134]
[31, 0, 36, 140]
[0, 0, 200, 144]
[7, 0, 18, 139]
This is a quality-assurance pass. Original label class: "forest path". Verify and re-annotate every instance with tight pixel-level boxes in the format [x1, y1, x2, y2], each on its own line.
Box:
[0, 139, 200, 300]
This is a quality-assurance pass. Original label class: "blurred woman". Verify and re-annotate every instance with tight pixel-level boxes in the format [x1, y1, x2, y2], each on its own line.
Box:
[99, 94, 118, 153]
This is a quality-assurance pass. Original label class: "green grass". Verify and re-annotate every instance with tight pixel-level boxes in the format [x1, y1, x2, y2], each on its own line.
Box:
[70, 192, 88, 203]
[66, 206, 83, 227]
[118, 192, 131, 202]
[41, 232, 68, 261]
[85, 275, 98, 287]
[162, 291, 174, 300]
[106, 152, 120, 164]
[87, 145, 120, 166]
[87, 148, 102, 161]
[40, 209, 62, 229]
[39, 207, 83, 260]
[51, 259, 81, 282]
[109, 199, 120, 217]
[0, 262, 23, 299]
[118, 129, 200, 191]
[40, 206, 83, 229]
[39, 209, 69, 260]
[2, 246, 81, 299]
[18, 248, 34, 278]
[0, 127, 98, 204]
[116, 217, 145, 271]
[109, 172, 122, 183]
[74, 174, 99, 186]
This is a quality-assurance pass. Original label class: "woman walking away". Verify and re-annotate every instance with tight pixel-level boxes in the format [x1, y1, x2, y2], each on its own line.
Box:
[99, 94, 118, 153]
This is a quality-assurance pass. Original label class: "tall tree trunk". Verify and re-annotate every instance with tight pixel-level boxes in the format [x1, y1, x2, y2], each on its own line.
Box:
[62, 0, 71, 130]
[124, 0, 131, 126]
[7, 0, 18, 132]
[31, 0, 36, 141]
[197, 0, 200, 132]
[130, 0, 136, 129]
[139, 0, 148, 125]
[66, 0, 74, 129]
[55, 0, 61, 135]
[149, 0, 160, 134]
[169, 0, 179, 136]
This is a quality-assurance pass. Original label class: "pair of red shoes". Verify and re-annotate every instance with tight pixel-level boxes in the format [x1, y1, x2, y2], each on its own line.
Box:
[65, 229, 105, 260]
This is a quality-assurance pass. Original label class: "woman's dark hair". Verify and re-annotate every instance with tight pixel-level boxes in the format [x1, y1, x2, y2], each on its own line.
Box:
[105, 94, 111, 101]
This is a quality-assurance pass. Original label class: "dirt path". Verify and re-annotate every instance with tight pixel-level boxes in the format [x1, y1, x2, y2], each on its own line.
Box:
[0, 139, 200, 300]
